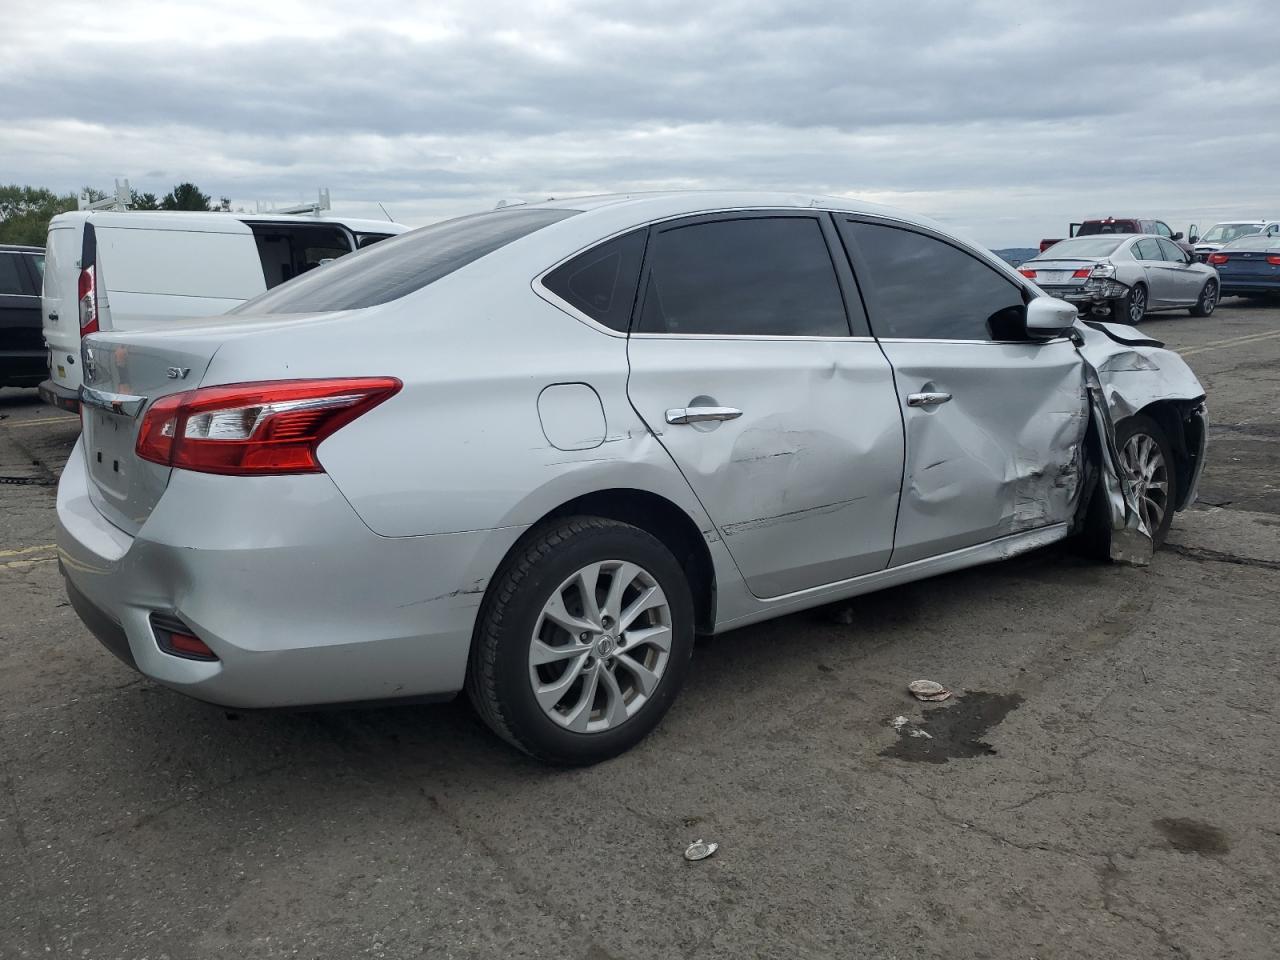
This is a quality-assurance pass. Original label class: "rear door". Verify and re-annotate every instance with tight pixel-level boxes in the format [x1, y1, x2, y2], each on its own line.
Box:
[625, 212, 904, 598]
[837, 217, 1087, 566]
[1132, 238, 1177, 304]
[42, 223, 81, 389]
[0, 250, 43, 384]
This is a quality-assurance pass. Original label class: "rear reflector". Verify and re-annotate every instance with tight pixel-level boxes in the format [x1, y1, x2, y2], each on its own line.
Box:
[136, 378, 401, 475]
[1208, 253, 1229, 265]
[151, 613, 218, 661]
[1072, 268, 1092, 279]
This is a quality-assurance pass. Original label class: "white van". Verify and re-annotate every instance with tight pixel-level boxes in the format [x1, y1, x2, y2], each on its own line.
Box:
[39, 211, 408, 409]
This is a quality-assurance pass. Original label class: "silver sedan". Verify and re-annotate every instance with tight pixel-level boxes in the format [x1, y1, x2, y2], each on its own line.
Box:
[1022, 234, 1220, 323]
[56, 192, 1208, 764]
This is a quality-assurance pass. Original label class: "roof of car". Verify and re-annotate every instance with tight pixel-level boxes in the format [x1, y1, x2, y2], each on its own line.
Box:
[515, 190, 900, 217]
[48, 210, 408, 234]
[0, 243, 44, 253]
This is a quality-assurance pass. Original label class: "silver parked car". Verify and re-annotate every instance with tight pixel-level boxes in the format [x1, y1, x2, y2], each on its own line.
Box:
[57, 192, 1208, 764]
[1022, 234, 1221, 324]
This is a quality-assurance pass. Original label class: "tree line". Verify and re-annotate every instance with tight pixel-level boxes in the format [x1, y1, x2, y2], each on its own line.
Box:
[0, 182, 233, 247]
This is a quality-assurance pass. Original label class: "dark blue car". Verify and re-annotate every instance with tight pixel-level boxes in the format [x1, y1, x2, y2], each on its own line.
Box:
[1209, 235, 1280, 298]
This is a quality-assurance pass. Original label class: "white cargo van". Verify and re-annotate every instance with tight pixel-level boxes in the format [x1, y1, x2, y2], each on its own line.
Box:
[39, 211, 408, 409]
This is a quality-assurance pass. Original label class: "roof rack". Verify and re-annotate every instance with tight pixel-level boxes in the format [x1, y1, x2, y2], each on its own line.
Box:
[79, 179, 132, 212]
[255, 189, 331, 217]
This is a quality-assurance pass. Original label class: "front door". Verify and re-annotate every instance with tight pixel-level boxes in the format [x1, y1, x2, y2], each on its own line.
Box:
[836, 217, 1088, 566]
[1133, 237, 1181, 305]
[1155, 238, 1203, 302]
[625, 212, 905, 599]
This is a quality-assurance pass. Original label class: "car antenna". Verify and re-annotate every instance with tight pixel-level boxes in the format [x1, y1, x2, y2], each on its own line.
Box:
[377, 202, 394, 222]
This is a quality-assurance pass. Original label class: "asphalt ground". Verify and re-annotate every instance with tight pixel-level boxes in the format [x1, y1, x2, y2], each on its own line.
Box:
[2, 300, 1278, 959]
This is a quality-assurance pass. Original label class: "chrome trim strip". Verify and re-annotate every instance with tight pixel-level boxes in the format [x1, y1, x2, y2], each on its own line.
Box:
[79, 386, 146, 418]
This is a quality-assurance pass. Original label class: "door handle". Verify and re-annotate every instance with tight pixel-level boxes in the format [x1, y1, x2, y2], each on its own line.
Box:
[48, 311, 59, 321]
[666, 406, 743, 425]
[907, 392, 952, 407]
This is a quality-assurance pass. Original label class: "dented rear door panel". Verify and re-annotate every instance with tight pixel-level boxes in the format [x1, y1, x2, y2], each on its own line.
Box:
[878, 338, 1087, 566]
[626, 337, 904, 598]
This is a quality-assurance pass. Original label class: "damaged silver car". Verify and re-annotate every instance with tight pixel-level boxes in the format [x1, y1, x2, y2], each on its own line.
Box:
[56, 192, 1207, 765]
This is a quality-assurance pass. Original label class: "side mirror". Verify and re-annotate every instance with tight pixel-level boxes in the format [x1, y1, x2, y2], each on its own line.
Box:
[1188, 224, 1199, 243]
[1172, 231, 1184, 241]
[1025, 296, 1079, 338]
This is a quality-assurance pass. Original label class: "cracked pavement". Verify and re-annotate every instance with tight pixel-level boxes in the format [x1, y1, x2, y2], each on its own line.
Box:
[2, 301, 1279, 959]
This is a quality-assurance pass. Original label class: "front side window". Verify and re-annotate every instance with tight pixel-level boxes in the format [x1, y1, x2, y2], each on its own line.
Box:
[1157, 238, 1186, 262]
[635, 216, 849, 337]
[1152, 222, 1173, 238]
[237, 207, 579, 314]
[842, 221, 1025, 341]
[542, 229, 646, 332]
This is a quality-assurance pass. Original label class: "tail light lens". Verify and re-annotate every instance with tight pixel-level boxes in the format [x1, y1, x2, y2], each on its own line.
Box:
[1071, 268, 1092, 279]
[136, 378, 401, 475]
[1208, 253, 1229, 265]
[1267, 255, 1280, 266]
[77, 266, 98, 335]
[1018, 268, 1037, 278]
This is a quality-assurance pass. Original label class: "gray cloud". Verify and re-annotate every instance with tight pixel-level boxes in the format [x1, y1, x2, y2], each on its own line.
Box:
[2, 0, 1277, 245]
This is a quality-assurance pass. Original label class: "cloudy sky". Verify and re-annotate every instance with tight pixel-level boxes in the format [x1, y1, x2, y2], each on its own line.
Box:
[3, 0, 1277, 246]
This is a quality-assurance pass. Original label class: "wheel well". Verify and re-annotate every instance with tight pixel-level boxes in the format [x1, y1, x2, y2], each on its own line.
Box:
[1133, 399, 1205, 511]
[514, 489, 717, 633]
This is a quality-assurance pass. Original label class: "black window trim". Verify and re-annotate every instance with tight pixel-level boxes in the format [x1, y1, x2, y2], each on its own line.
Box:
[629, 209, 870, 340]
[835, 214, 1048, 345]
[0, 250, 40, 298]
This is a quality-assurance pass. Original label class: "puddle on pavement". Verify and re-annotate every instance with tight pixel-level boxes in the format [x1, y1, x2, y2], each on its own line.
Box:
[881, 691, 1024, 764]
[1154, 817, 1230, 857]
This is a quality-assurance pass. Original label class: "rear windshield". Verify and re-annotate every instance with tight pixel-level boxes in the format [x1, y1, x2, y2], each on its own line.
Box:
[1224, 236, 1280, 251]
[235, 207, 578, 314]
[1076, 221, 1137, 236]
[1039, 236, 1125, 258]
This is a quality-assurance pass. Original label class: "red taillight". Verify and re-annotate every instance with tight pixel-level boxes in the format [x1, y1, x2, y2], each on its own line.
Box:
[77, 266, 98, 335]
[135, 378, 402, 476]
[1267, 255, 1280, 266]
[1019, 268, 1037, 278]
[1207, 253, 1229, 265]
[1072, 268, 1092, 279]
[169, 633, 216, 659]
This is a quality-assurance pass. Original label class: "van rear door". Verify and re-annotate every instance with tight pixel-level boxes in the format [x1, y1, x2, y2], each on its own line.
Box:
[42, 222, 82, 391]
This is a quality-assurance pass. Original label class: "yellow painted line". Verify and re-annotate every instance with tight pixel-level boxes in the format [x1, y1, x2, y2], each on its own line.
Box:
[0, 544, 56, 558]
[5, 416, 79, 428]
[0, 557, 57, 570]
[1180, 328, 1280, 358]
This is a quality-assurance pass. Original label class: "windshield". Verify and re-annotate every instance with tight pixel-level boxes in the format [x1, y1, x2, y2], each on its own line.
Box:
[1038, 236, 1125, 258]
[1200, 223, 1261, 244]
[1223, 236, 1280, 251]
[234, 207, 579, 314]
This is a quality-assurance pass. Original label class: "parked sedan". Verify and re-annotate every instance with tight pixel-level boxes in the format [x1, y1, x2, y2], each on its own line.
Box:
[1189, 220, 1264, 261]
[56, 192, 1208, 764]
[1209, 234, 1280, 298]
[1018, 234, 1220, 323]
[0, 244, 46, 388]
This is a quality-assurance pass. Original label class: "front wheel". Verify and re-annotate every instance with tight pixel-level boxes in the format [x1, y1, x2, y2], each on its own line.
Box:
[1115, 414, 1177, 546]
[466, 517, 695, 765]
[1189, 279, 1218, 317]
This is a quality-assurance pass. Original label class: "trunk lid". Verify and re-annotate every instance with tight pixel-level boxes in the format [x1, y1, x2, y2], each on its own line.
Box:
[80, 332, 226, 534]
[1216, 250, 1279, 279]
[1023, 258, 1098, 287]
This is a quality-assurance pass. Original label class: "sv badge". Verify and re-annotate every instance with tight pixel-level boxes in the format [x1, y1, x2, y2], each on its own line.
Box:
[166, 367, 191, 380]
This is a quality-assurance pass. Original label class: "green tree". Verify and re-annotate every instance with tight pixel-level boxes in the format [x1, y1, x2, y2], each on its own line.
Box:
[161, 182, 215, 211]
[130, 189, 161, 210]
[0, 184, 78, 246]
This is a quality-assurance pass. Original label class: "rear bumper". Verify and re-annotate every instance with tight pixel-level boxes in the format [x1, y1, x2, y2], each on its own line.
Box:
[1220, 280, 1280, 295]
[39, 378, 80, 412]
[56, 438, 525, 708]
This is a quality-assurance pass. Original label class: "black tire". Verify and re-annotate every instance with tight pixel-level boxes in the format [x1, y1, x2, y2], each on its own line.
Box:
[1189, 279, 1218, 317]
[1120, 283, 1148, 324]
[1114, 414, 1178, 547]
[465, 516, 695, 765]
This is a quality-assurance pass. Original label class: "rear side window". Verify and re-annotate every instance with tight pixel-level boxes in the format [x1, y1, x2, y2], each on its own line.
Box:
[541, 229, 646, 332]
[843, 221, 1025, 341]
[238, 208, 578, 314]
[635, 216, 849, 336]
[0, 254, 27, 295]
[249, 224, 354, 289]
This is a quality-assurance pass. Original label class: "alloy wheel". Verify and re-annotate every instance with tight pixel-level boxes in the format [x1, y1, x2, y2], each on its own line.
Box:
[1129, 287, 1146, 323]
[1120, 432, 1169, 535]
[1201, 281, 1217, 315]
[528, 560, 672, 733]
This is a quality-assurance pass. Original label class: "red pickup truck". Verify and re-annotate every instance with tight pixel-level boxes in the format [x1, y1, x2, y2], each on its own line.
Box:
[1040, 217, 1192, 254]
